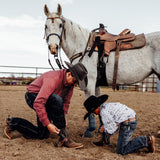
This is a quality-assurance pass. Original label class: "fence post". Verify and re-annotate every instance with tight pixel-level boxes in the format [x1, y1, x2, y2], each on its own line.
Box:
[157, 80, 160, 93]
[142, 84, 146, 92]
[36, 67, 38, 78]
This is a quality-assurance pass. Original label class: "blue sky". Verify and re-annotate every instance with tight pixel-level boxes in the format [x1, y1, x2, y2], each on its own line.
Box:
[0, 0, 160, 68]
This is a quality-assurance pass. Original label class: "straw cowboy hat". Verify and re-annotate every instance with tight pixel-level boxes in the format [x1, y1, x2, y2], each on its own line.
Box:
[65, 61, 88, 90]
[83, 95, 108, 120]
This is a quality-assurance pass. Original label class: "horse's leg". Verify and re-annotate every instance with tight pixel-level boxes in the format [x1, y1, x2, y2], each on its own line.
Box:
[83, 79, 97, 137]
[95, 86, 100, 96]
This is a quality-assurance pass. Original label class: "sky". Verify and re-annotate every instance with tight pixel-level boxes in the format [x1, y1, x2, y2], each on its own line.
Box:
[0, 0, 160, 70]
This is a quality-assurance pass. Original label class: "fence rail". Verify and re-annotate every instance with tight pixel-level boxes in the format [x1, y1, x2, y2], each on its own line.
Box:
[0, 65, 53, 76]
[0, 65, 54, 85]
[119, 74, 159, 92]
[0, 65, 159, 92]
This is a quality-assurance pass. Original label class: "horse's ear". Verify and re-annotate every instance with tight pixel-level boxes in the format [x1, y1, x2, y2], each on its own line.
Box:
[44, 4, 50, 17]
[57, 4, 62, 16]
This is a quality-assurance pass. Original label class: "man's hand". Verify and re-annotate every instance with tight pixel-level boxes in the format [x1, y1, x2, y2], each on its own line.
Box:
[99, 125, 104, 133]
[47, 123, 60, 134]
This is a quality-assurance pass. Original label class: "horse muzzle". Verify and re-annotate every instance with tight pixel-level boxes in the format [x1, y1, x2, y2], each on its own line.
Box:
[49, 44, 59, 55]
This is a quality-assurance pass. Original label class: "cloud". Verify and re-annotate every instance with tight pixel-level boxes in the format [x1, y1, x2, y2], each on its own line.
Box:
[50, 0, 73, 7]
[0, 15, 43, 29]
[0, 15, 46, 55]
[0, 15, 68, 67]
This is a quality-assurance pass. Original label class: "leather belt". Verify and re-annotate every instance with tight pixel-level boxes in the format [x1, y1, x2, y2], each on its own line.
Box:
[122, 117, 136, 124]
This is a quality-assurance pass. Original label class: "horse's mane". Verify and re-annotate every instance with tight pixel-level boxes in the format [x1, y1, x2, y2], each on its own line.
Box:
[62, 16, 90, 42]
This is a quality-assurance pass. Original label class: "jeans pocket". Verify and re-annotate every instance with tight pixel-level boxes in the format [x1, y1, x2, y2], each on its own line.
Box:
[121, 123, 131, 132]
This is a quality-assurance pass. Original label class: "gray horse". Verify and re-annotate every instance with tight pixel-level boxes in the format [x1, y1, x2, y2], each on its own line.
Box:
[44, 4, 160, 137]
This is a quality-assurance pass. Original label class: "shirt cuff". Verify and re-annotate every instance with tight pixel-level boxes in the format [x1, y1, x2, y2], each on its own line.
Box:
[41, 119, 50, 127]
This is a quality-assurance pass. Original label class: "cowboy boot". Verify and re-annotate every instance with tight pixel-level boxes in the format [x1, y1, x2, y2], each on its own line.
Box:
[4, 117, 12, 140]
[147, 134, 155, 152]
[93, 132, 111, 147]
[57, 128, 83, 149]
[103, 132, 111, 145]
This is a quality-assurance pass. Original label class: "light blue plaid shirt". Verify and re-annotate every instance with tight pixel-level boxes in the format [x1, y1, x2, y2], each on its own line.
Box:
[100, 103, 136, 134]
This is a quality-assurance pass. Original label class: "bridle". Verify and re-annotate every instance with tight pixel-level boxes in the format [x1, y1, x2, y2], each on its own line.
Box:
[44, 16, 66, 70]
[46, 17, 63, 47]
[45, 17, 107, 69]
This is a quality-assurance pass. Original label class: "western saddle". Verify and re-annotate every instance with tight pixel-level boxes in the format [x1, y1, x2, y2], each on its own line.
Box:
[88, 24, 146, 90]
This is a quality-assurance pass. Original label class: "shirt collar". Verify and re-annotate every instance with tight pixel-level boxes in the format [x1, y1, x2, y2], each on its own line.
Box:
[63, 70, 68, 86]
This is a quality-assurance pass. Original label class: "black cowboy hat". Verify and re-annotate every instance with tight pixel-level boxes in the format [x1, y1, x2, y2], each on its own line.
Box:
[84, 95, 108, 120]
[65, 61, 88, 90]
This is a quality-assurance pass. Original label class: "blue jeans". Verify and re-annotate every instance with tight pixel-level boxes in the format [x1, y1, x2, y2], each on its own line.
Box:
[9, 91, 66, 139]
[117, 120, 148, 155]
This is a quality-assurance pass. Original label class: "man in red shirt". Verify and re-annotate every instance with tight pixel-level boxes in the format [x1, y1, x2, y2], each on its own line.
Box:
[4, 62, 88, 149]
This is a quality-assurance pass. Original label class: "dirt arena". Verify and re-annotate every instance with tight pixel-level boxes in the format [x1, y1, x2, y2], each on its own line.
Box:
[0, 86, 160, 160]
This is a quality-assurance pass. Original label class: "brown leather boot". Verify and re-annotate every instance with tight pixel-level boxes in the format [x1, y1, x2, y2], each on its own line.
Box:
[57, 128, 83, 149]
[93, 140, 111, 148]
[4, 118, 12, 140]
[93, 140, 106, 146]
[147, 135, 155, 152]
[4, 126, 12, 140]
[58, 137, 83, 148]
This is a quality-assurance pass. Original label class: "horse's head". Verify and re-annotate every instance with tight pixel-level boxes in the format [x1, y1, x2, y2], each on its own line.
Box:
[44, 4, 65, 55]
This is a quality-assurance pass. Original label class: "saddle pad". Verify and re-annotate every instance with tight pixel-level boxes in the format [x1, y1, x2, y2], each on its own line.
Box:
[119, 33, 146, 51]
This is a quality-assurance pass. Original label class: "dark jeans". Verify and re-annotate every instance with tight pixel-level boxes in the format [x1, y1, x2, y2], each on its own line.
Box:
[117, 120, 148, 155]
[9, 91, 66, 139]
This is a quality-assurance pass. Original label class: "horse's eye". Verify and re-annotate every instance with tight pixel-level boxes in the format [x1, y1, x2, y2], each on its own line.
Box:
[59, 23, 62, 28]
[45, 25, 48, 30]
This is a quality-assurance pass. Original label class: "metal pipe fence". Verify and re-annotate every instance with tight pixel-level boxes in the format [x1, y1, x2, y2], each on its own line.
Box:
[0, 65, 159, 92]
[117, 74, 159, 92]
[0, 65, 56, 85]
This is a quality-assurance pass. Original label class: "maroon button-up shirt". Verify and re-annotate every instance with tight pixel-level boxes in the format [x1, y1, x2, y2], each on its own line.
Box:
[27, 69, 74, 127]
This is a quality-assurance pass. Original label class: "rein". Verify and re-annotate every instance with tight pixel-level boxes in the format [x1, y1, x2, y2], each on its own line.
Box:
[77, 27, 103, 63]
[70, 28, 100, 63]
[45, 17, 106, 68]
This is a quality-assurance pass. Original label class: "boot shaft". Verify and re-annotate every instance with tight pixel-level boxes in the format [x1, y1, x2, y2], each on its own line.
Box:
[102, 132, 111, 145]
[58, 128, 83, 148]
[59, 128, 68, 141]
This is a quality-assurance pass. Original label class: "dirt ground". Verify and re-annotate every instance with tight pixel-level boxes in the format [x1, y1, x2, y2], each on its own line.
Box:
[0, 86, 160, 160]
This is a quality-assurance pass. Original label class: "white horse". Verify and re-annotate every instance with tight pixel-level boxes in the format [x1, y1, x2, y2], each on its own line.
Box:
[44, 4, 160, 136]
